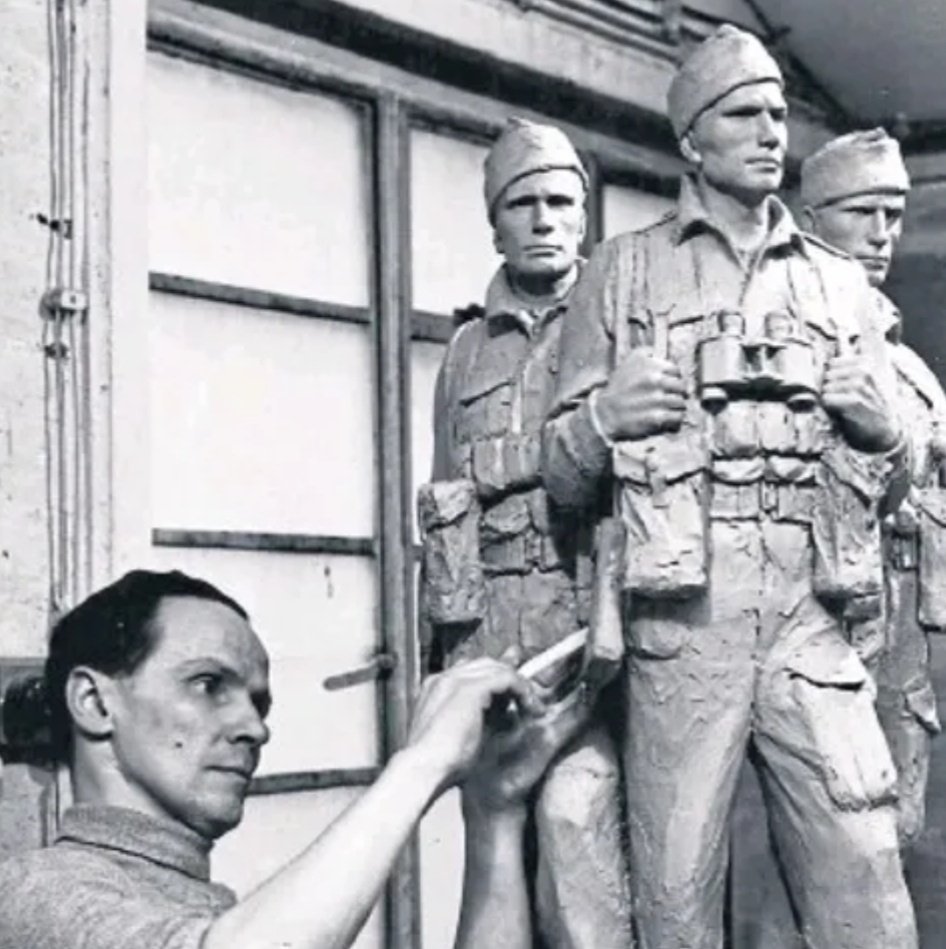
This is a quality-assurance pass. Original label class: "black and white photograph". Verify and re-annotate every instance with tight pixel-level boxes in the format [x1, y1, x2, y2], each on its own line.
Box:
[2, 1, 946, 946]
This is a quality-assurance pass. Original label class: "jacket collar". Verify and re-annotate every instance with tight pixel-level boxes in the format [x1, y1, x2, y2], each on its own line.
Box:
[483, 263, 580, 334]
[672, 173, 808, 258]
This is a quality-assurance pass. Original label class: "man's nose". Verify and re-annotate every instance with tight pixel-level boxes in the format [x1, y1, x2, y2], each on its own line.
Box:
[868, 210, 890, 247]
[231, 698, 271, 748]
[757, 112, 780, 147]
[531, 202, 553, 232]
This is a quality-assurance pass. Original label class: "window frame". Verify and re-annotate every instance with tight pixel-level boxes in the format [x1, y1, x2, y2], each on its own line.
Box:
[142, 4, 682, 946]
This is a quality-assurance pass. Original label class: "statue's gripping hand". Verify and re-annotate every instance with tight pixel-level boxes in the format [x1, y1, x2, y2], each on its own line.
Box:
[593, 348, 687, 442]
[822, 353, 900, 452]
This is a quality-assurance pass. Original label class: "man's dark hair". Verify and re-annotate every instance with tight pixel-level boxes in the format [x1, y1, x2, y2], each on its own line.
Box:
[45, 569, 248, 759]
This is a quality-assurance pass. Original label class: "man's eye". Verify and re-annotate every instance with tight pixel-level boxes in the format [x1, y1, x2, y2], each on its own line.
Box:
[192, 674, 224, 696]
[547, 196, 575, 208]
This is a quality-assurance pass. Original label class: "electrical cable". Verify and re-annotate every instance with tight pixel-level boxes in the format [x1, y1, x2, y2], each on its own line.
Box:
[41, 0, 91, 625]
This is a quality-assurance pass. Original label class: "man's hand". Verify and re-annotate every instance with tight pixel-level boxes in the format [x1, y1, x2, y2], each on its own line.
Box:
[461, 685, 593, 816]
[594, 349, 687, 441]
[405, 659, 545, 797]
[822, 354, 899, 451]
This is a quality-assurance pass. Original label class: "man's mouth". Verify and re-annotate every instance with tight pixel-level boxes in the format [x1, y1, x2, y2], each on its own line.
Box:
[212, 765, 255, 782]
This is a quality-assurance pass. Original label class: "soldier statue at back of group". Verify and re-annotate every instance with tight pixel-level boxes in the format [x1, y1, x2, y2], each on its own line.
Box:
[544, 24, 917, 949]
[417, 119, 632, 949]
[802, 129, 946, 847]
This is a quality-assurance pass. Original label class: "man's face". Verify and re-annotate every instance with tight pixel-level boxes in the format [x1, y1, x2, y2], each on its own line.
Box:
[109, 596, 271, 840]
[492, 168, 586, 287]
[685, 81, 788, 203]
[808, 191, 906, 287]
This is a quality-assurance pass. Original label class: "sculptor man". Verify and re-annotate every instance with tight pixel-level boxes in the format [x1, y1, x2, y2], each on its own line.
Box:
[544, 24, 916, 949]
[0, 569, 588, 949]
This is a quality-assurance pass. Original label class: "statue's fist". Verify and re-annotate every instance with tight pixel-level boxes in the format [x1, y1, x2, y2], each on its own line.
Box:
[822, 354, 898, 452]
[594, 348, 687, 442]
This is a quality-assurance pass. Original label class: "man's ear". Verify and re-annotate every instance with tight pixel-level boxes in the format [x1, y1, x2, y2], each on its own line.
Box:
[65, 666, 117, 741]
[492, 227, 504, 255]
[679, 131, 701, 168]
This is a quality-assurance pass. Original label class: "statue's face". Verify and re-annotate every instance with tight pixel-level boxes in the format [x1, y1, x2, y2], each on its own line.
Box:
[808, 191, 906, 287]
[685, 80, 787, 203]
[492, 168, 586, 287]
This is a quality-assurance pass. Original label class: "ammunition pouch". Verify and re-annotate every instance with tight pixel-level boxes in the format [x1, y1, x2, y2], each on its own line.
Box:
[884, 502, 920, 572]
[471, 433, 541, 501]
[417, 479, 486, 628]
[903, 675, 942, 736]
[916, 486, 946, 629]
[479, 489, 571, 574]
[614, 431, 708, 598]
[811, 443, 886, 618]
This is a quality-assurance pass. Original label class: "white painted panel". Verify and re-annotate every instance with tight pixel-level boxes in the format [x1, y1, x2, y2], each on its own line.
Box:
[144, 546, 380, 773]
[147, 52, 369, 305]
[602, 184, 675, 239]
[420, 789, 465, 949]
[149, 293, 374, 538]
[212, 788, 383, 949]
[410, 340, 448, 539]
[411, 129, 501, 314]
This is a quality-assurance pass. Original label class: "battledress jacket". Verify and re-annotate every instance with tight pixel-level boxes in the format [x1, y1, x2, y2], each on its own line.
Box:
[423, 264, 592, 667]
[543, 176, 906, 518]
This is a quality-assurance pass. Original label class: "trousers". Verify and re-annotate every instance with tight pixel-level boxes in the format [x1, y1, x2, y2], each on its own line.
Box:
[622, 518, 917, 949]
[876, 564, 941, 845]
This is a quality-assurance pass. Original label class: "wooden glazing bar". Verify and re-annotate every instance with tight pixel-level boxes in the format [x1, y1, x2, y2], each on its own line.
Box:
[151, 529, 374, 557]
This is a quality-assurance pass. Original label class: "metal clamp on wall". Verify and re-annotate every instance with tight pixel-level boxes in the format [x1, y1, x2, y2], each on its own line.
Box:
[0, 659, 51, 765]
[322, 652, 397, 691]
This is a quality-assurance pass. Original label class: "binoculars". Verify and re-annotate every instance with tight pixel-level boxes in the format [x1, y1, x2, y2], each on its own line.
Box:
[697, 309, 818, 412]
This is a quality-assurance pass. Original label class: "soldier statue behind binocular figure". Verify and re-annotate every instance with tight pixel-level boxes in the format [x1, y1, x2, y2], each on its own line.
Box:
[697, 309, 819, 412]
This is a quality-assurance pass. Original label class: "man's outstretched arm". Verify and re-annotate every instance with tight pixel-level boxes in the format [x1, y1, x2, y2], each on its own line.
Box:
[203, 660, 585, 949]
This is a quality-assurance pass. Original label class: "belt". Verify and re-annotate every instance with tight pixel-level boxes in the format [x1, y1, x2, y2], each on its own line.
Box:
[708, 478, 817, 523]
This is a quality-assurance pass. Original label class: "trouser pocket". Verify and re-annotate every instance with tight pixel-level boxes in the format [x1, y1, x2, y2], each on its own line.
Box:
[785, 638, 897, 811]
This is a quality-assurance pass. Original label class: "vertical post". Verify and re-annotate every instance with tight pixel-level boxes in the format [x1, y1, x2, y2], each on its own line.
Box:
[582, 150, 604, 247]
[374, 93, 422, 949]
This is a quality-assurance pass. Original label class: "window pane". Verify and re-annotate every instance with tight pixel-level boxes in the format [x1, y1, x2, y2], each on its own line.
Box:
[149, 293, 374, 538]
[148, 52, 370, 305]
[420, 789, 464, 949]
[602, 184, 675, 239]
[410, 340, 448, 539]
[145, 546, 381, 773]
[411, 129, 501, 314]
[212, 788, 383, 947]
